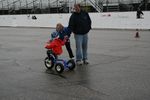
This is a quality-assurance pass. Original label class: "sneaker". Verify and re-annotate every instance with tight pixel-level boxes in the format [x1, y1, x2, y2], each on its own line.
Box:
[70, 57, 75, 60]
[83, 60, 89, 65]
[76, 60, 83, 66]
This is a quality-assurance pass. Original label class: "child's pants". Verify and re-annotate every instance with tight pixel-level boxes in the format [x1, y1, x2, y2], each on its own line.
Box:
[65, 39, 74, 58]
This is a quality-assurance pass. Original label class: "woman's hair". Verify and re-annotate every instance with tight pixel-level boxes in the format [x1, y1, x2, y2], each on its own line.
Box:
[74, 4, 81, 8]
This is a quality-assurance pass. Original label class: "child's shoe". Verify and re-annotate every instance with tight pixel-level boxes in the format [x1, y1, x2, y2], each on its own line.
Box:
[70, 57, 75, 60]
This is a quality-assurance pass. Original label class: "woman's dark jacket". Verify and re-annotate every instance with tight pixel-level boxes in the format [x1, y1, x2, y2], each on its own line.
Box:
[68, 10, 91, 35]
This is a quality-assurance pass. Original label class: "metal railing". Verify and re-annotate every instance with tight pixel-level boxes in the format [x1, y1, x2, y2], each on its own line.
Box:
[88, 0, 103, 12]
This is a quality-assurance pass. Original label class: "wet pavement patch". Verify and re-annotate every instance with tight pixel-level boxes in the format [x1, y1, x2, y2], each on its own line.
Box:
[0, 59, 20, 67]
[88, 53, 129, 67]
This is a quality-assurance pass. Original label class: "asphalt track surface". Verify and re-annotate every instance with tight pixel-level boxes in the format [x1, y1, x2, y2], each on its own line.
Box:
[0, 27, 150, 100]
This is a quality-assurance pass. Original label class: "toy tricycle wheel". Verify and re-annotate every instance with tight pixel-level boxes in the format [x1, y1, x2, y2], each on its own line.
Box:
[55, 63, 64, 73]
[44, 57, 54, 69]
[67, 60, 76, 70]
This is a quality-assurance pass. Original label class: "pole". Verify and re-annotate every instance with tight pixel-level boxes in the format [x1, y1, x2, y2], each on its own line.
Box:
[1, 0, 4, 14]
[106, 0, 108, 12]
[33, 0, 35, 14]
[57, 0, 59, 13]
[68, 0, 70, 13]
[48, 0, 50, 13]
[26, 0, 28, 14]
[19, 0, 22, 14]
[40, 0, 42, 13]
[118, 0, 120, 11]
[6, 0, 9, 14]
[145, 0, 148, 11]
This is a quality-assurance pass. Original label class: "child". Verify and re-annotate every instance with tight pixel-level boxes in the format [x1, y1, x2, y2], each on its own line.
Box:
[56, 23, 74, 59]
[48, 23, 74, 59]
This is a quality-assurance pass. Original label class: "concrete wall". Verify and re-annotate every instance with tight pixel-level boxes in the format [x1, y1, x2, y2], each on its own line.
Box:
[0, 11, 150, 29]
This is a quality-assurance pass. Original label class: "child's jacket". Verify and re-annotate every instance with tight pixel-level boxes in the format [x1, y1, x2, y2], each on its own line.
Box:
[45, 38, 65, 55]
[50, 27, 72, 41]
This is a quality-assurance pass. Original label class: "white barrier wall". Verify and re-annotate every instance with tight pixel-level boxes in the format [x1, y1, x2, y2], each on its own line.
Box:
[0, 11, 150, 29]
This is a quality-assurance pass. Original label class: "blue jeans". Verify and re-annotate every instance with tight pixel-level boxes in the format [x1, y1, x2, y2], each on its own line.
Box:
[74, 34, 88, 61]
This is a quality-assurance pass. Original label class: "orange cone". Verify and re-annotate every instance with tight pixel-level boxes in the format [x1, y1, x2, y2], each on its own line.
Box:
[135, 29, 140, 38]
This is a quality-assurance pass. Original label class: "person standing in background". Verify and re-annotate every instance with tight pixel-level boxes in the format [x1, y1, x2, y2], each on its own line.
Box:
[68, 4, 92, 65]
[137, 8, 144, 19]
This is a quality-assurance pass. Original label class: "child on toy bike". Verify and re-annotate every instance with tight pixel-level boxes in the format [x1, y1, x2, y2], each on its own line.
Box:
[44, 23, 75, 73]
[45, 23, 74, 59]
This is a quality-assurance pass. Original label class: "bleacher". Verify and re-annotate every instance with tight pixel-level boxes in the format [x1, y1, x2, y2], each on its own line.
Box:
[0, 0, 149, 15]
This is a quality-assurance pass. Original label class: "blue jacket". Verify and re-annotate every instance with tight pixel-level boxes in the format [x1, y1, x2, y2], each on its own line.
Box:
[50, 27, 72, 41]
